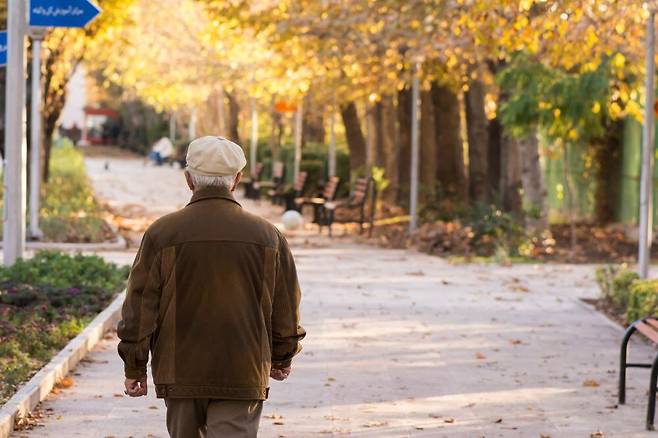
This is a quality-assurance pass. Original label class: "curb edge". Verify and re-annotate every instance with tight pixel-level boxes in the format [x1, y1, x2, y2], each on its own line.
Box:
[0, 291, 126, 438]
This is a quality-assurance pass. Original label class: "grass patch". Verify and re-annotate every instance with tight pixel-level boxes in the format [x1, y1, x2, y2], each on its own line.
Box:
[0, 251, 128, 405]
[0, 140, 114, 242]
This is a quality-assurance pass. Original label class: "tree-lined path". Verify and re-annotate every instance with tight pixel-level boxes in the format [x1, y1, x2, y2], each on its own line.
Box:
[21, 154, 657, 437]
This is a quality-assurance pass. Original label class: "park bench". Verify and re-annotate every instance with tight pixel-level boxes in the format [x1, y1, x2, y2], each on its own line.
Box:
[318, 176, 376, 237]
[294, 175, 341, 225]
[620, 316, 658, 430]
[243, 163, 264, 200]
[280, 171, 308, 210]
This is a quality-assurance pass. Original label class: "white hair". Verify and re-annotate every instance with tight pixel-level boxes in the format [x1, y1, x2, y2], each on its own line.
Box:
[187, 171, 237, 190]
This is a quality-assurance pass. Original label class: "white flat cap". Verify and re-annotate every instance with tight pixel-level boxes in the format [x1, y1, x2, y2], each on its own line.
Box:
[186, 136, 247, 177]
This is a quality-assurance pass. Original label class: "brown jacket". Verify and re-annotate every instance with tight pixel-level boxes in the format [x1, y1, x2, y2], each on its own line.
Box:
[117, 186, 305, 400]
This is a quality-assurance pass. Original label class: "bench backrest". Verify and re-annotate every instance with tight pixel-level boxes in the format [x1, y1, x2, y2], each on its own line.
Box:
[350, 177, 371, 206]
[323, 176, 340, 200]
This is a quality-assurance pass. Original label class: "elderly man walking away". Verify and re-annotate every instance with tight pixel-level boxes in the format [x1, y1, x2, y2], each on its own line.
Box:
[117, 136, 306, 438]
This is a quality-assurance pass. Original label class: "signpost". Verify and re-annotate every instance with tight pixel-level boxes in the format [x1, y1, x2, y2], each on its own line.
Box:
[639, 10, 656, 279]
[29, 0, 101, 28]
[3, 0, 102, 266]
[4, 0, 27, 266]
[294, 102, 303, 181]
[0, 32, 8, 67]
[28, 29, 46, 239]
[408, 65, 421, 234]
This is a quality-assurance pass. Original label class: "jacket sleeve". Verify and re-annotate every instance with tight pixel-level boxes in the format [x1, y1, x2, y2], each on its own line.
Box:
[271, 233, 306, 368]
[117, 232, 162, 379]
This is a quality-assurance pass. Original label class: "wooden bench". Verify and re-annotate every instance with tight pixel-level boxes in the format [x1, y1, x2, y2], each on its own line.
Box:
[280, 171, 308, 210]
[243, 163, 264, 200]
[294, 176, 341, 224]
[620, 316, 658, 429]
[319, 176, 376, 237]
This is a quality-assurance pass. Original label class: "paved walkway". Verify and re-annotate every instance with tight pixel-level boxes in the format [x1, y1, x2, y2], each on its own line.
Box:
[18, 156, 658, 437]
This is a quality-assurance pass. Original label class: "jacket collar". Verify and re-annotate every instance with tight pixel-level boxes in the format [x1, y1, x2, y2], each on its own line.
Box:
[187, 186, 242, 207]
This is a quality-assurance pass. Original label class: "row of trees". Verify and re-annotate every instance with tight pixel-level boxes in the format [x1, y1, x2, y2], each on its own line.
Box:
[9, 0, 657, 230]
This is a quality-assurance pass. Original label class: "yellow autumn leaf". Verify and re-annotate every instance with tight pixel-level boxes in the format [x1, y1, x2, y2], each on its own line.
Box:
[612, 53, 626, 69]
[519, 0, 533, 12]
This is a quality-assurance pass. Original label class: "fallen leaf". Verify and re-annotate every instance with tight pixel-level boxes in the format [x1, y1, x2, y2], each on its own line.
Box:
[583, 379, 600, 388]
[590, 431, 604, 438]
[510, 339, 523, 345]
[363, 421, 388, 428]
[406, 271, 425, 276]
[444, 418, 455, 423]
[56, 377, 74, 389]
[476, 352, 487, 360]
[494, 418, 503, 423]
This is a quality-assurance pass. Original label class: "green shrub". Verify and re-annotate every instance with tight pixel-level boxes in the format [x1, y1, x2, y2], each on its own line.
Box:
[0, 251, 129, 291]
[627, 279, 658, 323]
[0, 141, 111, 242]
[0, 251, 128, 405]
[466, 203, 528, 257]
[300, 160, 325, 193]
[595, 265, 639, 308]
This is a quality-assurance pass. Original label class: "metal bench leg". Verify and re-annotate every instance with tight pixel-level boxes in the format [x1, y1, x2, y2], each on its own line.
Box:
[620, 324, 637, 405]
[648, 353, 658, 430]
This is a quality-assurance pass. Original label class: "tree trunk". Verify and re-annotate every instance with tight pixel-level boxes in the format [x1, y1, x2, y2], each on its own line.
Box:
[420, 90, 437, 190]
[397, 86, 412, 203]
[464, 80, 489, 203]
[594, 119, 623, 224]
[372, 101, 385, 167]
[431, 82, 465, 199]
[519, 132, 548, 233]
[562, 144, 577, 253]
[302, 96, 325, 146]
[487, 118, 502, 198]
[268, 100, 282, 161]
[365, 103, 379, 167]
[225, 91, 241, 144]
[340, 101, 367, 174]
[380, 95, 398, 201]
[500, 134, 522, 215]
[42, 61, 75, 183]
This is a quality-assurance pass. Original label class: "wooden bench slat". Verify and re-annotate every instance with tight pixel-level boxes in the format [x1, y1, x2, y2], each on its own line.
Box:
[645, 318, 658, 331]
[636, 321, 658, 344]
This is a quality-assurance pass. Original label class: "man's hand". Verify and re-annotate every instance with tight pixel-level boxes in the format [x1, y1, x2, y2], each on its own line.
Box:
[270, 366, 291, 381]
[124, 376, 148, 397]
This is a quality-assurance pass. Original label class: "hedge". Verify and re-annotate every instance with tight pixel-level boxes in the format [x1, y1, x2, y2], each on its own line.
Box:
[595, 265, 658, 323]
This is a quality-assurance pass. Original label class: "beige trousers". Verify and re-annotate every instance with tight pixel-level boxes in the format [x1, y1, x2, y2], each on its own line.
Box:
[165, 398, 263, 438]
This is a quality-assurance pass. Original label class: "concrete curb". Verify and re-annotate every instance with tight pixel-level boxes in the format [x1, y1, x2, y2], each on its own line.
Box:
[0, 235, 127, 253]
[0, 291, 126, 438]
[23, 236, 127, 252]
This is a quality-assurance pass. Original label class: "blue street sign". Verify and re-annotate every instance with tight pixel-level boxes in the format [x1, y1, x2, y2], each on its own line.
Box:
[0, 32, 7, 67]
[29, 0, 101, 28]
